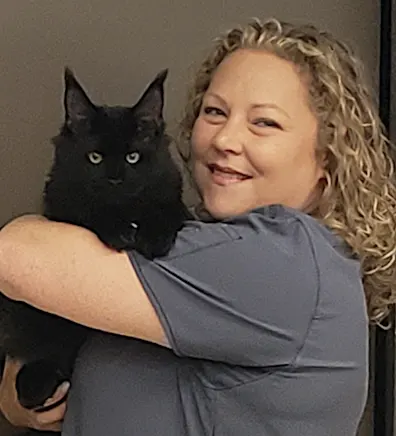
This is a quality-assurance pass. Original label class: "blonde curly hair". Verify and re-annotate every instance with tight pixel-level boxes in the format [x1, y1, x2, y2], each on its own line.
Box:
[177, 18, 396, 326]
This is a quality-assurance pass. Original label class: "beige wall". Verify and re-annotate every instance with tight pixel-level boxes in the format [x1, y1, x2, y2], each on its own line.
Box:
[0, 1, 379, 434]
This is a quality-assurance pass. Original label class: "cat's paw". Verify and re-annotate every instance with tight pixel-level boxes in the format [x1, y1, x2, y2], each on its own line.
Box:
[16, 361, 68, 410]
[98, 224, 139, 252]
[102, 234, 136, 251]
[135, 234, 176, 260]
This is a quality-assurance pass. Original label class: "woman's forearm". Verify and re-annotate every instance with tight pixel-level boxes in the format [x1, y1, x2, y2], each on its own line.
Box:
[0, 215, 166, 346]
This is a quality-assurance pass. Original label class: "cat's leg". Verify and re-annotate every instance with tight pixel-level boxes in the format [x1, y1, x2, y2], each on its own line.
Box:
[14, 332, 85, 411]
[133, 217, 183, 259]
[18, 431, 59, 436]
[14, 327, 86, 411]
[137, 202, 192, 259]
[0, 351, 6, 378]
[135, 230, 176, 259]
[16, 360, 71, 410]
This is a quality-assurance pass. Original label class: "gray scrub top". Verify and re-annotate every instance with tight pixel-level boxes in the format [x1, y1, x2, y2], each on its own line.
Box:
[62, 205, 369, 436]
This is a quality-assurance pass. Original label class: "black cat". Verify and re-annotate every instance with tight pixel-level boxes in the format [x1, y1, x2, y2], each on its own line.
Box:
[0, 68, 191, 435]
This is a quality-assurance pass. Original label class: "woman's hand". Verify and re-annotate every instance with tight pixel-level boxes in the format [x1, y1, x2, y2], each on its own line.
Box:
[0, 356, 68, 431]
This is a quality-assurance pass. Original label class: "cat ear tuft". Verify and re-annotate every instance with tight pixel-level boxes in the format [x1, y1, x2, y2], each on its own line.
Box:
[63, 67, 96, 130]
[153, 68, 169, 87]
[132, 68, 169, 123]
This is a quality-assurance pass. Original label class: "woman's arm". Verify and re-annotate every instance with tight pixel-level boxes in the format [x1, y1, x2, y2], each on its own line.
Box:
[0, 215, 166, 346]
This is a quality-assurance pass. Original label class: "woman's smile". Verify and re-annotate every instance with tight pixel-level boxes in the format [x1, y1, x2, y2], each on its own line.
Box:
[207, 163, 252, 186]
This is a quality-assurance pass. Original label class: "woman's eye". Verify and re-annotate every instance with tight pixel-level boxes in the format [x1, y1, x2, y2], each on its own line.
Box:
[203, 106, 225, 117]
[125, 152, 140, 164]
[253, 118, 281, 129]
[87, 151, 103, 164]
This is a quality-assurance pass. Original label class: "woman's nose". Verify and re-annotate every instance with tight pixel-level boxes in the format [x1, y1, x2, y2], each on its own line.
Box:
[211, 121, 243, 155]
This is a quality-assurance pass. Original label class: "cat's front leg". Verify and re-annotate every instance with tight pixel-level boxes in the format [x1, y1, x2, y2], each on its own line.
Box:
[133, 222, 179, 260]
[16, 359, 71, 410]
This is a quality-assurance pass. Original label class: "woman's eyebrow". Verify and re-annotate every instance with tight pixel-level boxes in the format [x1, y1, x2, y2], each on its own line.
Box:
[251, 103, 291, 119]
[204, 92, 228, 106]
[205, 92, 291, 120]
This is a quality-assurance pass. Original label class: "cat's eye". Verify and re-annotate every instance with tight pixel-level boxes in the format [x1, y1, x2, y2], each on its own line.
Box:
[126, 152, 140, 164]
[87, 151, 103, 164]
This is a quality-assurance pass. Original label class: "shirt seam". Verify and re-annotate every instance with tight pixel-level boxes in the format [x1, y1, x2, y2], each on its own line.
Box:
[197, 365, 292, 392]
[199, 215, 322, 391]
[289, 216, 321, 367]
[158, 226, 242, 261]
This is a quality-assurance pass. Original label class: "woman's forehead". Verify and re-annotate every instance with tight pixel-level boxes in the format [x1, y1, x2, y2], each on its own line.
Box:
[206, 49, 315, 120]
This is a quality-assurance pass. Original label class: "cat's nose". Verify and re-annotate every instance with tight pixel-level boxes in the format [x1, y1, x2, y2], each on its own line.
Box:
[108, 178, 123, 185]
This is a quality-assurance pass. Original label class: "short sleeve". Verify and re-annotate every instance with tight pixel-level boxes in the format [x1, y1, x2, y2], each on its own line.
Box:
[128, 205, 319, 367]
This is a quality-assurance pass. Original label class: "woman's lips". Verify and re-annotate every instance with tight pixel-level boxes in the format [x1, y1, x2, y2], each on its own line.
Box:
[208, 163, 251, 186]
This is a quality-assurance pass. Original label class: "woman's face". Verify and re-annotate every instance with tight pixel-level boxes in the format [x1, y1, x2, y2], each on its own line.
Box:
[191, 49, 324, 219]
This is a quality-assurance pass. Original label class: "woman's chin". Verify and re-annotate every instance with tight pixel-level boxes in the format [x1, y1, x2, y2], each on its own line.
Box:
[203, 198, 251, 220]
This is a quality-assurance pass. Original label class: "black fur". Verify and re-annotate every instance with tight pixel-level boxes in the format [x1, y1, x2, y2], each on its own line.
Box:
[46, 67, 189, 257]
[0, 68, 191, 435]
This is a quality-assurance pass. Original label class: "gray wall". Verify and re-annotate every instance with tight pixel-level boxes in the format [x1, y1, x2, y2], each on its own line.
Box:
[0, 0, 379, 225]
[0, 1, 379, 435]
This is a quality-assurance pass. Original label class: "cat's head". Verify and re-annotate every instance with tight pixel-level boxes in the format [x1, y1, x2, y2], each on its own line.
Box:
[51, 67, 175, 203]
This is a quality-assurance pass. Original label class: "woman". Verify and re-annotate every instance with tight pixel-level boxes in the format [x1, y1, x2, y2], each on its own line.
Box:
[0, 18, 395, 436]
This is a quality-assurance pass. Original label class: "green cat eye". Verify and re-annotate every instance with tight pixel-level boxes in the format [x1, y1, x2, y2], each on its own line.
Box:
[126, 152, 140, 164]
[87, 151, 103, 164]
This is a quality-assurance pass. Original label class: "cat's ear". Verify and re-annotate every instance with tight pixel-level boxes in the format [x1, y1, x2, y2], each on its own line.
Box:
[63, 67, 96, 131]
[132, 69, 168, 124]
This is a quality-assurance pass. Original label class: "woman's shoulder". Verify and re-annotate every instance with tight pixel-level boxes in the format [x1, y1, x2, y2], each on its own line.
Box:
[174, 204, 352, 262]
